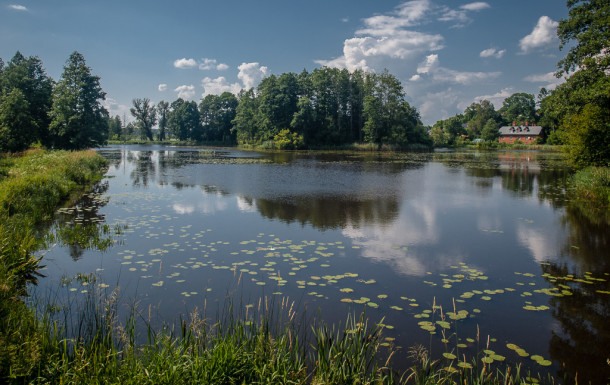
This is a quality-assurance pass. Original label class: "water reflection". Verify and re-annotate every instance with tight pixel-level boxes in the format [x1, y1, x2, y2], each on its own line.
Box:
[89, 145, 610, 382]
[542, 203, 610, 384]
[253, 196, 399, 230]
[51, 181, 111, 260]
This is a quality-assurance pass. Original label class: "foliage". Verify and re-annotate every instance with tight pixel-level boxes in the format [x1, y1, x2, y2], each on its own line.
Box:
[273, 129, 304, 150]
[0, 150, 107, 380]
[168, 99, 200, 141]
[463, 100, 501, 138]
[156, 101, 169, 141]
[106, 115, 122, 140]
[569, 166, 610, 205]
[563, 104, 610, 167]
[199, 92, 238, 143]
[230, 68, 428, 149]
[0, 89, 37, 152]
[557, 0, 610, 76]
[499, 92, 536, 124]
[48, 52, 108, 150]
[130, 98, 157, 141]
[0, 52, 53, 146]
[536, 0, 610, 167]
[481, 118, 500, 142]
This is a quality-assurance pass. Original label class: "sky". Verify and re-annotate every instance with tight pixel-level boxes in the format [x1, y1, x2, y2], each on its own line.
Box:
[1, 0, 570, 125]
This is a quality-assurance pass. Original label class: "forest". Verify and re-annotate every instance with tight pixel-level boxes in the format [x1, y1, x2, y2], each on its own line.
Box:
[122, 68, 431, 150]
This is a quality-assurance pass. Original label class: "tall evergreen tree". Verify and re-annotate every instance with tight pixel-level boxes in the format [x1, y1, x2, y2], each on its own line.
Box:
[0, 52, 53, 145]
[48, 51, 108, 149]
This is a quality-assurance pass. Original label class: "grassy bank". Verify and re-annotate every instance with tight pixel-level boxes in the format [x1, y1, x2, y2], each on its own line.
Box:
[15, 286, 560, 385]
[567, 166, 610, 223]
[0, 149, 107, 381]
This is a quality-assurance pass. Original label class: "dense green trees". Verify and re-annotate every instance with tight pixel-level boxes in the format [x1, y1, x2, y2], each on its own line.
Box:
[499, 93, 536, 124]
[227, 68, 428, 149]
[199, 92, 238, 143]
[48, 52, 108, 150]
[0, 89, 37, 152]
[0, 51, 108, 152]
[168, 99, 200, 141]
[537, 0, 610, 166]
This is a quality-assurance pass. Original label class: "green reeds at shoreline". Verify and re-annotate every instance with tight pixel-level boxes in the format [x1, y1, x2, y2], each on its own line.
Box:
[0, 149, 108, 381]
[16, 283, 563, 385]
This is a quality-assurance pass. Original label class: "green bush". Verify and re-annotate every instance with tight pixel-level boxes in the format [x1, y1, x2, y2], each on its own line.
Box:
[273, 129, 304, 150]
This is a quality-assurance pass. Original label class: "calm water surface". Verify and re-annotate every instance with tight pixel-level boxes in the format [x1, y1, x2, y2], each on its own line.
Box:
[36, 144, 609, 383]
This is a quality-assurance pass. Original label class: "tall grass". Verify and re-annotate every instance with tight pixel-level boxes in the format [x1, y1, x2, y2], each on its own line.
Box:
[10, 281, 566, 385]
[0, 149, 107, 381]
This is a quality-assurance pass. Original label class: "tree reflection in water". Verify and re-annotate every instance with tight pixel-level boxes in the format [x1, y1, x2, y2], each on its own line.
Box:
[542, 203, 610, 384]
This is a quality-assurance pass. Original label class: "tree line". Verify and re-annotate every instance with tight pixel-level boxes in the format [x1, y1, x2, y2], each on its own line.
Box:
[0, 51, 107, 152]
[121, 68, 430, 149]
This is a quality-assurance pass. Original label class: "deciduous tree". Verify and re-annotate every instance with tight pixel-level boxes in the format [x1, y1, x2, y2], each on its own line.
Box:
[131, 98, 157, 141]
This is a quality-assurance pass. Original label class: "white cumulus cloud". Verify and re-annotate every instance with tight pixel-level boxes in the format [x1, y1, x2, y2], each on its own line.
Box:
[417, 89, 461, 124]
[523, 72, 564, 90]
[357, 0, 431, 36]
[199, 58, 229, 71]
[198, 58, 218, 70]
[438, 2, 490, 27]
[460, 2, 490, 11]
[519, 16, 559, 54]
[158, 83, 167, 92]
[411, 54, 501, 84]
[103, 98, 131, 122]
[8, 4, 28, 11]
[468, 87, 515, 110]
[237, 62, 269, 90]
[480, 47, 506, 59]
[174, 84, 196, 99]
[173, 58, 197, 69]
[201, 76, 242, 97]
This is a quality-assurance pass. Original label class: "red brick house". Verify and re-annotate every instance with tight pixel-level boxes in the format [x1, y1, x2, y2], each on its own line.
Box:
[498, 123, 543, 144]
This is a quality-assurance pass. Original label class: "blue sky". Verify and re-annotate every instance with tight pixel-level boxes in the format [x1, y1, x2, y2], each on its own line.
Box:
[1, 0, 569, 125]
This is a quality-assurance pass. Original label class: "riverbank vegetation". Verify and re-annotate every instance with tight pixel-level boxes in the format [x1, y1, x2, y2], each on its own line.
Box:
[0, 149, 107, 380]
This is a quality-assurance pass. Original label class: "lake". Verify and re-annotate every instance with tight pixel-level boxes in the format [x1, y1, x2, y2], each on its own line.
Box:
[36, 144, 609, 383]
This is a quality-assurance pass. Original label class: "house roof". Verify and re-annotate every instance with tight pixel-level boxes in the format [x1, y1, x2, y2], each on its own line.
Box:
[499, 125, 543, 136]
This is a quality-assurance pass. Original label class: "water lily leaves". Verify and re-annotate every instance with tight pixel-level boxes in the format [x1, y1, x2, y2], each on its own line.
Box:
[418, 321, 436, 332]
[442, 353, 457, 360]
[457, 362, 473, 369]
[340, 288, 354, 293]
[523, 304, 550, 311]
[436, 321, 451, 329]
[481, 356, 494, 364]
[390, 305, 403, 311]
[367, 302, 379, 308]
